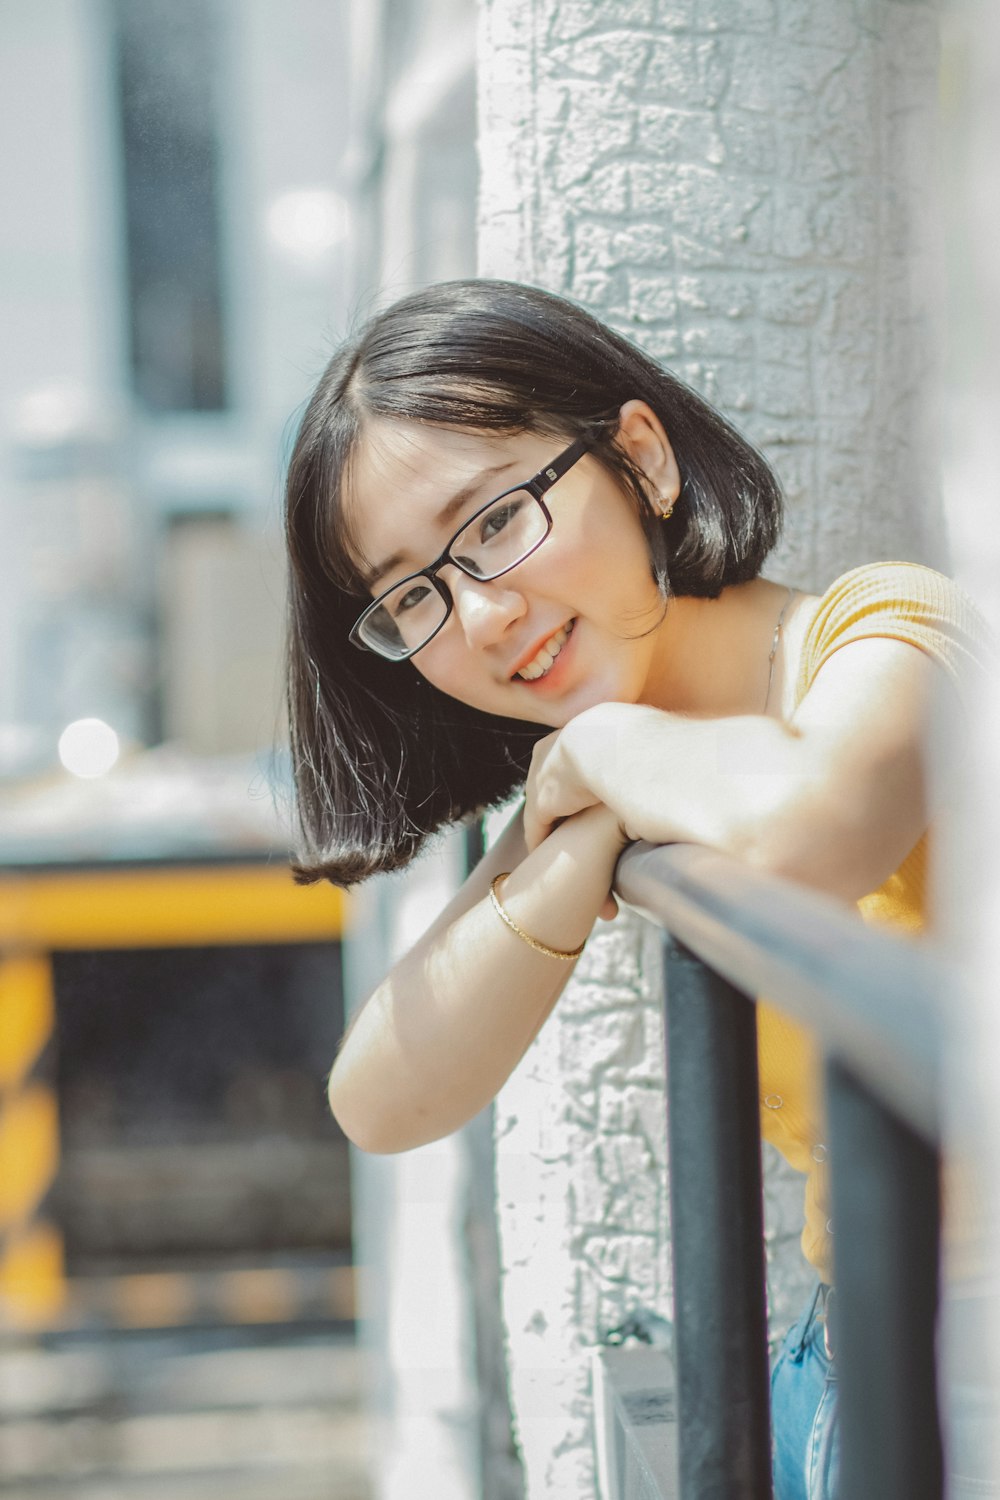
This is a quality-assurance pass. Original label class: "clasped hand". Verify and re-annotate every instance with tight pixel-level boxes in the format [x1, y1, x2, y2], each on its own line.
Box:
[523, 703, 650, 916]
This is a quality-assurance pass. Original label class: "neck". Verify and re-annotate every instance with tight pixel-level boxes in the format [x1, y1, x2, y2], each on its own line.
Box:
[642, 579, 797, 718]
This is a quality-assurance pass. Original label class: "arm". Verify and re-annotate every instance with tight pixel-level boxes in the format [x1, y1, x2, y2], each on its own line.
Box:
[524, 637, 949, 902]
[328, 800, 628, 1154]
[331, 638, 948, 1152]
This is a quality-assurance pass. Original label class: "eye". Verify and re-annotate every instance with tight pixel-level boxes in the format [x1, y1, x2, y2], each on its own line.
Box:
[391, 581, 433, 616]
[479, 497, 524, 543]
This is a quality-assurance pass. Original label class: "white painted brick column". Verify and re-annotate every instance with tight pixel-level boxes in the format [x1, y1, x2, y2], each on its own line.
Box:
[477, 2, 945, 1495]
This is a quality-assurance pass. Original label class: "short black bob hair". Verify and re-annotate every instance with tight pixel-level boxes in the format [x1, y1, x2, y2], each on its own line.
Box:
[284, 278, 782, 886]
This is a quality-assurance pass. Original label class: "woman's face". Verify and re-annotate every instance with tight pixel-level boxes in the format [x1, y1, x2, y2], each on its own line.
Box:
[345, 411, 677, 729]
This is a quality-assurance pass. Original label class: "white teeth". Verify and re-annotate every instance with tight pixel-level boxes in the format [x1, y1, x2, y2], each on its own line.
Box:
[516, 621, 574, 681]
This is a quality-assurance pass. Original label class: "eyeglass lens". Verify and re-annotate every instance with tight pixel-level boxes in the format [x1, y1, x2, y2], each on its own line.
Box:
[358, 488, 548, 657]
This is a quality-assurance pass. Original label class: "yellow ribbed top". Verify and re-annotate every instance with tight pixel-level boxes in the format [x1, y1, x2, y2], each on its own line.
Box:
[756, 561, 993, 1283]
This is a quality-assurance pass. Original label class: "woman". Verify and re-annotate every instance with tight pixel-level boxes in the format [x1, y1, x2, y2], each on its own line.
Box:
[283, 278, 989, 1500]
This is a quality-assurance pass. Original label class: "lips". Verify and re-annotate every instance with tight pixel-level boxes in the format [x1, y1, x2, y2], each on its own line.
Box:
[513, 620, 575, 682]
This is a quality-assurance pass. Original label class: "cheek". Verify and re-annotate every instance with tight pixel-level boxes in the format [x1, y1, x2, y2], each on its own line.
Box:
[413, 639, 487, 706]
[558, 493, 655, 576]
[557, 525, 661, 618]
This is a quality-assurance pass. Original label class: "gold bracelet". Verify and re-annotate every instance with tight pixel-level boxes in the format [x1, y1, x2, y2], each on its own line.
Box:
[488, 873, 585, 962]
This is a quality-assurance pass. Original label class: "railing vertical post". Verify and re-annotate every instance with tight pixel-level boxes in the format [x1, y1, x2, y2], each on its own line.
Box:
[664, 937, 772, 1499]
[825, 1057, 943, 1500]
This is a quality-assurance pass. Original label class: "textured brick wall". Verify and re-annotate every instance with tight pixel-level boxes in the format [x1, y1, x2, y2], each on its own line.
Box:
[477, 2, 945, 1495]
[490, 908, 670, 1499]
[479, 0, 946, 587]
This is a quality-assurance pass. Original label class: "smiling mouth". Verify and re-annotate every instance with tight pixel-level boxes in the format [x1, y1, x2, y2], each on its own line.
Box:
[514, 620, 575, 681]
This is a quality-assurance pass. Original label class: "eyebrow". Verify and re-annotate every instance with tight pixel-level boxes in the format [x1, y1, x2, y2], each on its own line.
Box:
[363, 460, 519, 590]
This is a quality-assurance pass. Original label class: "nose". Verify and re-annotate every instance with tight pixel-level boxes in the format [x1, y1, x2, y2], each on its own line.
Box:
[448, 569, 527, 649]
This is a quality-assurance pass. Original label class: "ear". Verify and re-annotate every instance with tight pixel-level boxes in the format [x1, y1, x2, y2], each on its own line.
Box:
[616, 400, 680, 518]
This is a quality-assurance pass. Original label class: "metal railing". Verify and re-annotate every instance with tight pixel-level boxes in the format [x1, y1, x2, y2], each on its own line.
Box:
[612, 839, 950, 1500]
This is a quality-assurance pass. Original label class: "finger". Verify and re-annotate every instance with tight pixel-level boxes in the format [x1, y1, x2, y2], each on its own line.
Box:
[598, 893, 619, 921]
[520, 791, 541, 853]
[522, 807, 553, 854]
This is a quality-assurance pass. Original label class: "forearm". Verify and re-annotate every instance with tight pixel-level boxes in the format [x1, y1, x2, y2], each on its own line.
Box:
[573, 703, 927, 901]
[328, 806, 622, 1153]
[578, 704, 807, 853]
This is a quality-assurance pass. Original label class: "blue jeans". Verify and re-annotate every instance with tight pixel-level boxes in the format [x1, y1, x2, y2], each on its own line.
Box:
[770, 1282, 840, 1500]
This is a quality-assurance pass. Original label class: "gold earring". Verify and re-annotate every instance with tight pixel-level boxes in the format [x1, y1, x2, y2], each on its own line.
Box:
[659, 499, 675, 521]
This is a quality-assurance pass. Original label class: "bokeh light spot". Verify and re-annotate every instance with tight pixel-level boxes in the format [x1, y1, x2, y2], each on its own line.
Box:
[58, 719, 120, 779]
[266, 188, 348, 263]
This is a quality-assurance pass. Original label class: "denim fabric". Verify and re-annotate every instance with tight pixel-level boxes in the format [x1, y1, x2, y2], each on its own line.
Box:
[771, 1282, 840, 1500]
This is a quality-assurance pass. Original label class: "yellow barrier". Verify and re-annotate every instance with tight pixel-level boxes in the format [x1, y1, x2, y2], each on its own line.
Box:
[0, 864, 344, 950]
[0, 956, 63, 1326]
[0, 862, 345, 1329]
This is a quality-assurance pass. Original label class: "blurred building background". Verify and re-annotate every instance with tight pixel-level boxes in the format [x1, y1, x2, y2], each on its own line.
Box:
[0, 0, 351, 767]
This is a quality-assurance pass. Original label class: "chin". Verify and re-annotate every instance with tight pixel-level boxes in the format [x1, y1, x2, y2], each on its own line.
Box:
[574, 663, 642, 711]
[550, 686, 630, 727]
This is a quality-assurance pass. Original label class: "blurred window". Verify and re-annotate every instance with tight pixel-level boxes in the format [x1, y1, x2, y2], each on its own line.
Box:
[112, 0, 229, 412]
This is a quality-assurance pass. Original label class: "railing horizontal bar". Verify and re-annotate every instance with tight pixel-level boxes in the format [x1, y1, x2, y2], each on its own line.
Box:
[615, 842, 948, 1141]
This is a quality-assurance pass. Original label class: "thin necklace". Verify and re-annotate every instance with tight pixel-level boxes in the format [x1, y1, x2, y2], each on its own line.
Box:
[763, 586, 796, 714]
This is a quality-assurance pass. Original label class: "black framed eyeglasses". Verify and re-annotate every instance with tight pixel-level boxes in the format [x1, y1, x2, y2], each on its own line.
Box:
[349, 437, 591, 661]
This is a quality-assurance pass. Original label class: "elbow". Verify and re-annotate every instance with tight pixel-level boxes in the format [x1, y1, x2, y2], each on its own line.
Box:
[325, 989, 411, 1154]
[327, 1067, 398, 1154]
[327, 1060, 442, 1156]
